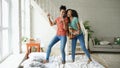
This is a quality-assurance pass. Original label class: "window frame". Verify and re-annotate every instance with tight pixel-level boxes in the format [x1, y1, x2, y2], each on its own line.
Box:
[0, 0, 11, 62]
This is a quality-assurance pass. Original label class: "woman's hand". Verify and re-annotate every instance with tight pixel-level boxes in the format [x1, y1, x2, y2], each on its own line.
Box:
[47, 13, 56, 26]
[72, 30, 80, 35]
[47, 13, 50, 18]
[74, 30, 80, 35]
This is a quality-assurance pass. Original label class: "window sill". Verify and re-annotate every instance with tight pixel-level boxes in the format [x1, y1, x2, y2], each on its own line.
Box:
[0, 53, 26, 68]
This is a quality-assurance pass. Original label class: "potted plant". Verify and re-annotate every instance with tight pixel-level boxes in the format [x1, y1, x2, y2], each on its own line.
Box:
[94, 37, 100, 45]
[83, 21, 94, 41]
[21, 36, 29, 44]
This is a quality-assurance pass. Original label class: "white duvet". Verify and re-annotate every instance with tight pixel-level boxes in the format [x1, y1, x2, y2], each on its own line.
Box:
[21, 52, 105, 68]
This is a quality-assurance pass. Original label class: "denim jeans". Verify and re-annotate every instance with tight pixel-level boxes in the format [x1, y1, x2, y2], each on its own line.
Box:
[71, 33, 91, 61]
[46, 35, 67, 62]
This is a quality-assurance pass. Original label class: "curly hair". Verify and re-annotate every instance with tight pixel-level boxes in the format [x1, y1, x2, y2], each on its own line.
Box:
[67, 9, 78, 18]
[72, 9, 78, 18]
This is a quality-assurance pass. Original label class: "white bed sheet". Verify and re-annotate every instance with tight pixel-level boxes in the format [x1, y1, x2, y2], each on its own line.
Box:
[21, 52, 105, 68]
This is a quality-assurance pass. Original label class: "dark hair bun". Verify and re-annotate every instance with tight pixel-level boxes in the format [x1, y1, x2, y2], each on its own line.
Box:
[60, 5, 66, 11]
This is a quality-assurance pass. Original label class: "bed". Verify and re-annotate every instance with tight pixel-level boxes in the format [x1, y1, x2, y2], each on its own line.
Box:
[21, 52, 105, 68]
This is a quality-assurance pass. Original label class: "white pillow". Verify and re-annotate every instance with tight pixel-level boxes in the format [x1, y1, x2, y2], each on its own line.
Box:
[21, 59, 46, 68]
[28, 52, 46, 61]
[100, 41, 110, 45]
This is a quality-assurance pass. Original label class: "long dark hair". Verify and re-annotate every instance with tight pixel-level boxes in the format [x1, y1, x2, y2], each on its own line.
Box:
[66, 9, 78, 18]
[72, 9, 78, 18]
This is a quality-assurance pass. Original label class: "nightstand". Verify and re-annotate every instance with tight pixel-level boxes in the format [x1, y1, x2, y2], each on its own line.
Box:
[26, 42, 40, 58]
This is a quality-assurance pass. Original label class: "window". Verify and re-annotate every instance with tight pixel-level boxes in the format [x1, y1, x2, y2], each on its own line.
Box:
[21, 0, 25, 37]
[0, 0, 30, 62]
[21, 0, 30, 39]
[0, 0, 2, 61]
[0, 0, 10, 62]
[21, 0, 30, 52]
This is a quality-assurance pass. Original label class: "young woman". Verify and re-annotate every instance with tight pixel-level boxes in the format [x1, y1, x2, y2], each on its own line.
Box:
[67, 9, 92, 63]
[44, 5, 69, 64]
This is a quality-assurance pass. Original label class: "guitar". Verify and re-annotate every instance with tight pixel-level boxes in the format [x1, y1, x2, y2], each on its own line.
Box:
[68, 28, 80, 39]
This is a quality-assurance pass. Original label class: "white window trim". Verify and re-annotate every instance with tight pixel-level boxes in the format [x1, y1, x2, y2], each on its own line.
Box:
[0, 0, 2, 62]
[0, 0, 11, 62]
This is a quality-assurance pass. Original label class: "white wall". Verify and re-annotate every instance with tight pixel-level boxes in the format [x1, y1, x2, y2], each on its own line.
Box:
[51, 0, 120, 38]
[31, 3, 58, 49]
[31, 0, 120, 55]
[31, 1, 72, 55]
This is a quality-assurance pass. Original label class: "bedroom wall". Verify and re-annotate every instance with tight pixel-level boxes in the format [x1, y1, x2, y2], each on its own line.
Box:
[31, 7, 55, 46]
[31, 0, 120, 55]
[51, 0, 120, 38]
[31, 2, 62, 55]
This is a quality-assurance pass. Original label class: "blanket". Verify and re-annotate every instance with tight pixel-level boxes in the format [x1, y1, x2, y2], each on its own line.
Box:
[21, 52, 105, 68]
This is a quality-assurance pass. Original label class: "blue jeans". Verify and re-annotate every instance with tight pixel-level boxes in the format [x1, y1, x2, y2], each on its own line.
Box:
[71, 33, 91, 61]
[46, 35, 67, 62]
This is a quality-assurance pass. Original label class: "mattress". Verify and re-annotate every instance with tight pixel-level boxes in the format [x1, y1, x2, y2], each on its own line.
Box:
[21, 52, 105, 68]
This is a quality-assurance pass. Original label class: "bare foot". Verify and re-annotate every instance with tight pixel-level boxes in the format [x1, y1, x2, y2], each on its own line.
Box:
[72, 60, 75, 62]
[87, 59, 92, 64]
[62, 61, 66, 64]
[43, 60, 49, 64]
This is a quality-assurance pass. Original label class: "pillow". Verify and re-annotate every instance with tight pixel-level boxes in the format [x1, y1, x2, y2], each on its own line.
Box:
[21, 59, 46, 68]
[100, 41, 110, 45]
[28, 52, 46, 62]
[29, 61, 46, 67]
